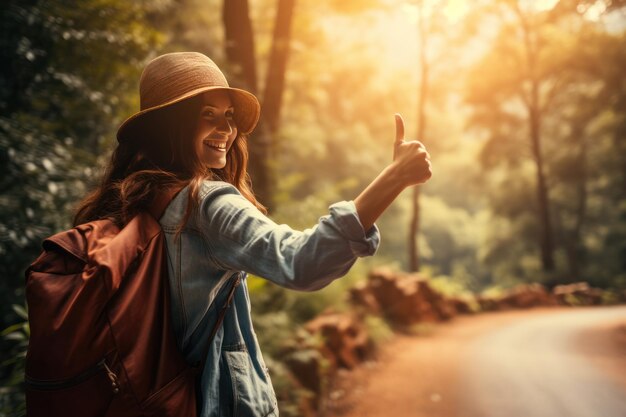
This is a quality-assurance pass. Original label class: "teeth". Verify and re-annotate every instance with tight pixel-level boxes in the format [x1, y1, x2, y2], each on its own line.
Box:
[205, 141, 226, 149]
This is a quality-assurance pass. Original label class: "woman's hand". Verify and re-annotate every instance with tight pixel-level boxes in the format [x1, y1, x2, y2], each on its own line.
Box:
[353, 113, 433, 231]
[390, 114, 432, 187]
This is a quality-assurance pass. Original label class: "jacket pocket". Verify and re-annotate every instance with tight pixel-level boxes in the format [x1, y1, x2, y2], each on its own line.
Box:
[223, 345, 278, 417]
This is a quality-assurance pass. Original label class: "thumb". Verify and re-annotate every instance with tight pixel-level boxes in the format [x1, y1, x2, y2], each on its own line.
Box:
[394, 113, 404, 160]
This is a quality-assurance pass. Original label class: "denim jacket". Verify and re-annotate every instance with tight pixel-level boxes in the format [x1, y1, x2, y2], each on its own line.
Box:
[159, 180, 380, 417]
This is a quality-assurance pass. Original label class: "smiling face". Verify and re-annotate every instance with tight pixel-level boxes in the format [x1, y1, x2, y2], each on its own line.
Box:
[194, 90, 238, 169]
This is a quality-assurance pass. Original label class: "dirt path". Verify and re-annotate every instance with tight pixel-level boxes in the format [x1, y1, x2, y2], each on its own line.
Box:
[324, 306, 626, 417]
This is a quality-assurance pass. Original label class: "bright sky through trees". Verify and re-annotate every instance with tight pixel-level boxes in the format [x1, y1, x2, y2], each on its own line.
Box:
[316, 0, 625, 92]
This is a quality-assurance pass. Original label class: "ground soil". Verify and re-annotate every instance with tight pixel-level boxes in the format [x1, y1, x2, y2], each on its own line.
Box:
[321, 307, 626, 417]
[574, 315, 626, 389]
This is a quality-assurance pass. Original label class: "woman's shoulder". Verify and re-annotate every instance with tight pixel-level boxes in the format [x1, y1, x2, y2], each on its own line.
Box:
[160, 180, 243, 228]
[195, 180, 259, 229]
[198, 179, 240, 201]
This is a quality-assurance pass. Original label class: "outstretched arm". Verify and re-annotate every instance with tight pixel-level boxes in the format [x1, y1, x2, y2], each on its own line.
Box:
[354, 114, 433, 230]
[193, 113, 430, 291]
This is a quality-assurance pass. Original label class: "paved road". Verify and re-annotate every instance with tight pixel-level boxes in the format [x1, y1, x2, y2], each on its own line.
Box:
[460, 306, 626, 417]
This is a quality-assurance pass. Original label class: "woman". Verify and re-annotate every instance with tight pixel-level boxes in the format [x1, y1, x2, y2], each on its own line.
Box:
[74, 52, 431, 417]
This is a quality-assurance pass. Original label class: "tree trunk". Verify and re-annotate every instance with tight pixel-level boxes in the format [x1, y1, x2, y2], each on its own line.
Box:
[262, 0, 295, 134]
[222, 0, 271, 207]
[223, 0, 296, 210]
[409, 0, 428, 272]
[528, 93, 555, 272]
[409, 187, 421, 272]
[517, 6, 555, 272]
[248, 0, 296, 210]
[222, 0, 258, 93]
[565, 125, 588, 280]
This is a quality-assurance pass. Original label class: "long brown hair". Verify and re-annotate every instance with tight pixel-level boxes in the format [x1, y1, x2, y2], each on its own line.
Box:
[74, 94, 266, 229]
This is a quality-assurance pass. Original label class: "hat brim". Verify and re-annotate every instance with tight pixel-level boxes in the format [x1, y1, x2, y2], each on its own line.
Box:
[116, 86, 260, 143]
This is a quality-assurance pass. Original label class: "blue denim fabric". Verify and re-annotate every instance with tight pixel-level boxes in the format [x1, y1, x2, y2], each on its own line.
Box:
[159, 180, 380, 417]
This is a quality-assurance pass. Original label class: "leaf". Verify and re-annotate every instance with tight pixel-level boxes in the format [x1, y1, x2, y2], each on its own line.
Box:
[4, 332, 26, 342]
[12, 304, 28, 320]
[1, 323, 24, 337]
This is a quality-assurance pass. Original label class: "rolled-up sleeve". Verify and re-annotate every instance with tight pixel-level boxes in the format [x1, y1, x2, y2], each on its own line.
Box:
[195, 182, 380, 291]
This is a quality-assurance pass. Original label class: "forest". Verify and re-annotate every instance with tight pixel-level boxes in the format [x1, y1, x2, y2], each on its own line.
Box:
[1, 0, 625, 415]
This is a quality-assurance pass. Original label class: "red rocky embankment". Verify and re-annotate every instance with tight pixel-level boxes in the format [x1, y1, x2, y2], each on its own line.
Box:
[281, 267, 619, 414]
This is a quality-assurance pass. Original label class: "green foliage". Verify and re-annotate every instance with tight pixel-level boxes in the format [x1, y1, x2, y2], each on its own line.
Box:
[262, 356, 315, 417]
[464, 1, 626, 287]
[0, 305, 28, 417]
[429, 275, 472, 297]
[363, 314, 393, 345]
[600, 290, 623, 305]
[480, 285, 507, 299]
[1, 0, 162, 409]
[249, 258, 372, 325]
[249, 301, 324, 416]
[0, 0, 162, 321]
[407, 322, 437, 337]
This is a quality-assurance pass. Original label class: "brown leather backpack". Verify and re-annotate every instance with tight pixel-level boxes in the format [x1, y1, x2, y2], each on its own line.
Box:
[24, 197, 197, 417]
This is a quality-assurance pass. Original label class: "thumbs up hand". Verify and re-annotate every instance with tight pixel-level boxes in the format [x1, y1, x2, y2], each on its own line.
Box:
[391, 114, 432, 187]
[352, 113, 433, 230]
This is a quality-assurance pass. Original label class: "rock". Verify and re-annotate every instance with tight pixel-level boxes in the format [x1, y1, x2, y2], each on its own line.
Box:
[476, 295, 501, 312]
[305, 312, 372, 370]
[352, 268, 454, 326]
[284, 349, 325, 398]
[553, 282, 604, 306]
[280, 335, 338, 413]
[349, 283, 381, 315]
[500, 284, 558, 308]
[478, 284, 558, 311]
[367, 268, 421, 324]
[411, 277, 456, 321]
[448, 296, 475, 314]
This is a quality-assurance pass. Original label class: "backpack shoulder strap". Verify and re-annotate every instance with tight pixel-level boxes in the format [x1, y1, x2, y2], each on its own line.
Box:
[195, 273, 242, 372]
[42, 227, 89, 263]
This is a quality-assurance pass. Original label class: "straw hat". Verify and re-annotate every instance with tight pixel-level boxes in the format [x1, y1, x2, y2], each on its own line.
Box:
[117, 52, 260, 143]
